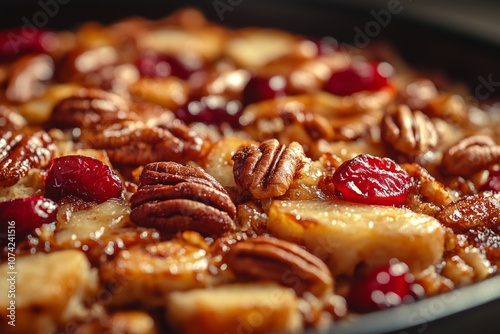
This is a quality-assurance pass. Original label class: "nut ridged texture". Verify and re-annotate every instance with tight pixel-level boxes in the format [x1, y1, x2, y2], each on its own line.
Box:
[381, 104, 438, 157]
[441, 135, 500, 176]
[50, 88, 136, 129]
[0, 130, 56, 187]
[80, 119, 207, 165]
[224, 235, 333, 299]
[232, 139, 305, 199]
[130, 162, 236, 237]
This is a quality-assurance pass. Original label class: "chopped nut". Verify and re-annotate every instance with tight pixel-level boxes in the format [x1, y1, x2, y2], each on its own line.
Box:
[5, 54, 55, 104]
[381, 104, 438, 157]
[0, 130, 57, 187]
[224, 235, 333, 299]
[80, 119, 207, 165]
[50, 88, 136, 129]
[130, 162, 236, 237]
[441, 135, 500, 176]
[232, 139, 305, 199]
[402, 163, 452, 216]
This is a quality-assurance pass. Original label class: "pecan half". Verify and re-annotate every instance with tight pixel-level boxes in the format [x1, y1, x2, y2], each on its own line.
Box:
[130, 162, 236, 237]
[436, 192, 500, 233]
[6, 54, 55, 104]
[81, 119, 207, 165]
[441, 135, 500, 176]
[50, 88, 136, 129]
[232, 139, 305, 199]
[224, 235, 333, 299]
[0, 105, 27, 135]
[0, 130, 57, 187]
[381, 104, 438, 157]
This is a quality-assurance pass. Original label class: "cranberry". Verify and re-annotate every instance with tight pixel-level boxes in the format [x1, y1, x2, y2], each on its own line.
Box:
[482, 170, 500, 192]
[0, 196, 57, 242]
[136, 52, 200, 80]
[241, 75, 287, 106]
[175, 95, 243, 127]
[346, 260, 421, 313]
[0, 27, 57, 62]
[332, 154, 411, 206]
[324, 62, 392, 96]
[45, 155, 122, 203]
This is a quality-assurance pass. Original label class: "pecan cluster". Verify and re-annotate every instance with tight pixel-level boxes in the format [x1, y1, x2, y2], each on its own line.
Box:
[441, 135, 500, 176]
[130, 162, 236, 237]
[0, 130, 57, 187]
[232, 139, 306, 199]
[0, 105, 27, 135]
[224, 236, 333, 299]
[381, 104, 438, 158]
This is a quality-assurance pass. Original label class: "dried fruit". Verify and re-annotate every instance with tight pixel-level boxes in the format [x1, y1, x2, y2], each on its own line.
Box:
[45, 155, 123, 203]
[241, 75, 287, 106]
[346, 260, 421, 313]
[0, 196, 57, 242]
[174, 95, 243, 127]
[331, 154, 411, 206]
[324, 62, 391, 96]
[130, 162, 236, 237]
[0, 28, 58, 62]
[482, 170, 500, 192]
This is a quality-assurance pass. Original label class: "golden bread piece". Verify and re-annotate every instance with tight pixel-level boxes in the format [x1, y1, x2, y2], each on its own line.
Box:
[166, 283, 303, 334]
[99, 233, 216, 308]
[268, 199, 445, 275]
[0, 250, 98, 334]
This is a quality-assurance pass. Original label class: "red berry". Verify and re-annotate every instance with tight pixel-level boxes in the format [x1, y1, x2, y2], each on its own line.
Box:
[332, 154, 411, 206]
[0, 196, 57, 243]
[324, 62, 392, 96]
[346, 260, 420, 313]
[0, 27, 57, 62]
[136, 52, 200, 80]
[482, 170, 500, 192]
[45, 155, 122, 203]
[175, 95, 243, 127]
[241, 75, 287, 106]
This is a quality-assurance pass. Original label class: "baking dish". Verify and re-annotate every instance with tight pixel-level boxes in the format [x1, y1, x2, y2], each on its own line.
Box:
[1, 1, 499, 333]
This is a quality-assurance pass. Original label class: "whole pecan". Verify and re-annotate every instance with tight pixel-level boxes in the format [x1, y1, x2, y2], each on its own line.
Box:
[130, 162, 236, 237]
[224, 235, 333, 299]
[50, 88, 137, 129]
[441, 135, 500, 176]
[80, 119, 207, 165]
[0, 130, 57, 187]
[5, 54, 54, 104]
[381, 104, 438, 157]
[232, 139, 305, 199]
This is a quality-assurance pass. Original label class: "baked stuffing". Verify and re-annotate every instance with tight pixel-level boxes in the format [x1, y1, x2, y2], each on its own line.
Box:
[0, 7, 499, 334]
